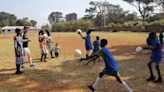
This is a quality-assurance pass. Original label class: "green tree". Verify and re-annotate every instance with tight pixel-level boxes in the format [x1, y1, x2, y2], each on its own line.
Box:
[0, 12, 17, 27]
[16, 19, 26, 26]
[51, 20, 92, 32]
[30, 20, 37, 27]
[0, 19, 9, 27]
[48, 12, 63, 25]
[25, 22, 32, 26]
[41, 24, 51, 31]
[155, 0, 164, 13]
[123, 0, 154, 22]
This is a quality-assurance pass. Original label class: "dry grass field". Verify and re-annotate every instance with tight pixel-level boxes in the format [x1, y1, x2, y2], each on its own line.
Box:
[0, 32, 164, 92]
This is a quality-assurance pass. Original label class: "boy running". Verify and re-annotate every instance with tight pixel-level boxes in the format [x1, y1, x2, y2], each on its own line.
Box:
[84, 39, 133, 92]
[143, 32, 163, 83]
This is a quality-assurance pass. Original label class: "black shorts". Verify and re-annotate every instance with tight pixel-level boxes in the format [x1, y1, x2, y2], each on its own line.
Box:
[55, 52, 59, 57]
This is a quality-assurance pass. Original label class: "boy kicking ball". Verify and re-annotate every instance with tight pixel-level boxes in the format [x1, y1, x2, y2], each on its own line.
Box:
[143, 32, 163, 83]
[84, 39, 133, 92]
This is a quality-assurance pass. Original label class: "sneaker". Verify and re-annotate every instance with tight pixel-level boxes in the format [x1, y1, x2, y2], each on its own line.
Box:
[15, 71, 23, 74]
[88, 86, 95, 92]
[154, 77, 163, 83]
[147, 76, 155, 81]
[30, 64, 36, 67]
[21, 66, 27, 69]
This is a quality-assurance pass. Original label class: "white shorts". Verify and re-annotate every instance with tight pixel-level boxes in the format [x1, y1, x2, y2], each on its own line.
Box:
[23, 48, 30, 55]
[86, 50, 91, 55]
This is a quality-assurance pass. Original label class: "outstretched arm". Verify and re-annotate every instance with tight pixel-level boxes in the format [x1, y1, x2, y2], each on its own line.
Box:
[22, 39, 29, 42]
[143, 44, 159, 50]
[85, 54, 100, 65]
[78, 32, 85, 39]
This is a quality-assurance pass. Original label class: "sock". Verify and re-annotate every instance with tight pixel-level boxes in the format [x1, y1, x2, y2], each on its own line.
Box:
[50, 52, 53, 57]
[156, 65, 162, 79]
[16, 64, 20, 72]
[44, 55, 46, 61]
[92, 77, 101, 89]
[122, 81, 133, 92]
[148, 63, 154, 77]
[41, 54, 43, 61]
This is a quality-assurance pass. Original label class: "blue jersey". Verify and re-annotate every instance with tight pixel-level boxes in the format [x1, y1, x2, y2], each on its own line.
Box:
[85, 34, 92, 50]
[147, 37, 152, 46]
[160, 38, 163, 44]
[151, 39, 162, 62]
[101, 47, 119, 73]
[93, 40, 99, 51]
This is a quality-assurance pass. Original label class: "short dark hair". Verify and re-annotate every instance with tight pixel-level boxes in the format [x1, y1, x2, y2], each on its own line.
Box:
[24, 26, 30, 30]
[101, 39, 108, 47]
[39, 30, 44, 35]
[15, 28, 21, 33]
[46, 30, 50, 36]
[96, 36, 99, 40]
[149, 32, 157, 40]
[86, 29, 94, 34]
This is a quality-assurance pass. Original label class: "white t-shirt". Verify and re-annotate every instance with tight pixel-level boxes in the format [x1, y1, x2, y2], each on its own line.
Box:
[55, 46, 60, 53]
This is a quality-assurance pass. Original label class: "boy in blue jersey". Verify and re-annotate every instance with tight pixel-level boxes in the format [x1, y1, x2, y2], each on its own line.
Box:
[92, 36, 100, 54]
[85, 39, 133, 92]
[78, 29, 93, 60]
[91, 36, 100, 64]
[143, 32, 163, 83]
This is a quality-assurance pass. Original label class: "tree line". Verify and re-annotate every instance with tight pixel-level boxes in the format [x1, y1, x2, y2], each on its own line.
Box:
[47, 0, 164, 32]
[0, 12, 37, 27]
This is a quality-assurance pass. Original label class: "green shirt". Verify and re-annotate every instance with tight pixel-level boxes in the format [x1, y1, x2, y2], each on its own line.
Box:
[95, 50, 108, 58]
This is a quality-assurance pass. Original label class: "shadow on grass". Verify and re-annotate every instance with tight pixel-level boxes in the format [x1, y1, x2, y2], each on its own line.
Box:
[0, 50, 164, 92]
[0, 68, 16, 72]
[107, 44, 147, 55]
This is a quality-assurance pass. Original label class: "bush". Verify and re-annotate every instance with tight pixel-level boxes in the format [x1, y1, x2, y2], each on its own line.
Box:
[107, 23, 112, 28]
[110, 23, 116, 28]
[51, 20, 93, 32]
[116, 24, 123, 28]
[143, 22, 148, 26]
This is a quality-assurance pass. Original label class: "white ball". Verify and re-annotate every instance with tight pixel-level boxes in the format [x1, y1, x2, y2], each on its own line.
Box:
[76, 29, 82, 33]
[43, 34, 48, 38]
[74, 49, 82, 57]
[136, 46, 143, 53]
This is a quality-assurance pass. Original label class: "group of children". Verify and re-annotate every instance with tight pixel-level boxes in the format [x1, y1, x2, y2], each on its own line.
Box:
[38, 30, 60, 62]
[78, 30, 164, 92]
[14, 27, 60, 74]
